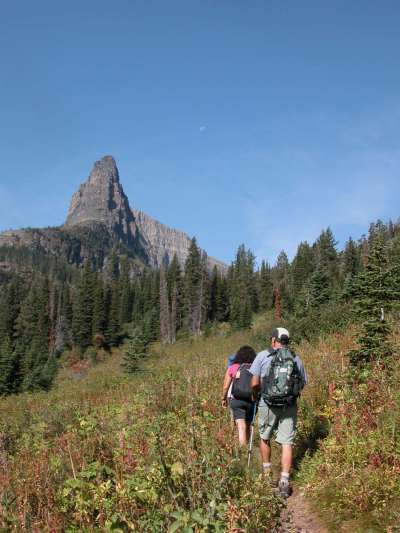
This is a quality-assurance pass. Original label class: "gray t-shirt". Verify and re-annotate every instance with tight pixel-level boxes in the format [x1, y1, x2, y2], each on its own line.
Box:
[249, 349, 308, 390]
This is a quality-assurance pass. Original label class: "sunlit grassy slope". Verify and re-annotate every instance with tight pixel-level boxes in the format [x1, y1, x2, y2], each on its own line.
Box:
[0, 315, 399, 531]
[0, 326, 281, 532]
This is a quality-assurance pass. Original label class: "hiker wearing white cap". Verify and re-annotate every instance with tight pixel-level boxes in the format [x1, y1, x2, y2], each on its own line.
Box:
[249, 327, 307, 498]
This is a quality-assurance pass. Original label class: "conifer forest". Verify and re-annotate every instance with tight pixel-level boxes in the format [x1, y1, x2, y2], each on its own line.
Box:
[1, 220, 399, 394]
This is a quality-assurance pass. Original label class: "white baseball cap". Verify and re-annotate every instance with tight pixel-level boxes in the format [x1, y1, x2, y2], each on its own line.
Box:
[271, 327, 290, 342]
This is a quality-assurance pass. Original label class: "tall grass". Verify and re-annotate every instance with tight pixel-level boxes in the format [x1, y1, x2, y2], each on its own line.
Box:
[297, 324, 400, 532]
[1, 318, 398, 531]
[0, 331, 282, 532]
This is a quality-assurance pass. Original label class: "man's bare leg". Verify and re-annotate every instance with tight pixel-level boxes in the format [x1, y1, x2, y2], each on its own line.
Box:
[279, 444, 293, 497]
[281, 444, 293, 474]
[260, 438, 272, 475]
[260, 438, 271, 463]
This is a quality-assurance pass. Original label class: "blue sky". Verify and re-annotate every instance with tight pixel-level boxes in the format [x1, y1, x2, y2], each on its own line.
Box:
[0, 1, 399, 265]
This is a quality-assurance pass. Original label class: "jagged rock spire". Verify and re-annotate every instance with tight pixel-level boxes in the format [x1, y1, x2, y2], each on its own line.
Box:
[59, 154, 226, 271]
[65, 155, 138, 245]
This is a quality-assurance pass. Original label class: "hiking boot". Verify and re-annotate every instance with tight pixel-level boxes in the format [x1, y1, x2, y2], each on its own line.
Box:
[278, 479, 292, 499]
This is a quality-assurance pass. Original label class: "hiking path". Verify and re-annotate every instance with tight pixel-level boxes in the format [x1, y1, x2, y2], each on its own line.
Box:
[252, 445, 328, 533]
[279, 486, 328, 533]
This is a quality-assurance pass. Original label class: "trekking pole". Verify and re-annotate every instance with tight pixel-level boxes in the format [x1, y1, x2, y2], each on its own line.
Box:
[247, 399, 259, 468]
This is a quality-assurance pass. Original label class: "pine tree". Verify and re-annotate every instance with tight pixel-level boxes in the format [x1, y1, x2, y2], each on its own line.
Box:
[121, 328, 148, 374]
[170, 283, 178, 343]
[348, 235, 399, 366]
[106, 280, 121, 346]
[0, 278, 22, 341]
[274, 251, 291, 312]
[35, 277, 50, 352]
[150, 270, 160, 340]
[342, 237, 363, 300]
[53, 282, 72, 355]
[108, 250, 120, 280]
[54, 314, 69, 355]
[60, 283, 73, 336]
[131, 277, 144, 324]
[309, 266, 331, 308]
[13, 284, 40, 391]
[259, 260, 273, 311]
[14, 284, 38, 353]
[343, 237, 362, 278]
[213, 272, 229, 322]
[388, 219, 395, 239]
[48, 283, 59, 352]
[273, 288, 282, 320]
[16, 276, 54, 392]
[72, 263, 95, 350]
[183, 238, 203, 334]
[291, 242, 315, 305]
[139, 270, 160, 343]
[92, 275, 106, 337]
[209, 266, 220, 321]
[21, 337, 53, 391]
[229, 245, 256, 329]
[308, 228, 339, 308]
[199, 252, 211, 330]
[38, 353, 58, 391]
[159, 267, 171, 343]
[168, 254, 183, 336]
[368, 220, 389, 248]
[0, 336, 15, 395]
[315, 228, 338, 273]
[119, 256, 132, 326]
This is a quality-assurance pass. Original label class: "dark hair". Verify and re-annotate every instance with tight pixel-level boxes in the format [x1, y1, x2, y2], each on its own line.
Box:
[234, 345, 256, 365]
[279, 335, 290, 346]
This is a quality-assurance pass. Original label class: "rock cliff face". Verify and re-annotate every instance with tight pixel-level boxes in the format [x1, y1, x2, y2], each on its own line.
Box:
[133, 209, 226, 271]
[0, 155, 227, 273]
[63, 155, 225, 270]
[65, 156, 140, 247]
[133, 209, 190, 267]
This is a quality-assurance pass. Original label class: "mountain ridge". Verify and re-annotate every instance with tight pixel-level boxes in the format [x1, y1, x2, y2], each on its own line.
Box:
[0, 156, 227, 272]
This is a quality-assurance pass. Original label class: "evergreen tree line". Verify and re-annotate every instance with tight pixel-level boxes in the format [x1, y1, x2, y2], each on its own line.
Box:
[228, 220, 400, 335]
[1, 220, 399, 393]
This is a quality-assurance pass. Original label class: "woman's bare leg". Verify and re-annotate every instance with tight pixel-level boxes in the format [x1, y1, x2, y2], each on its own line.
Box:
[236, 419, 247, 446]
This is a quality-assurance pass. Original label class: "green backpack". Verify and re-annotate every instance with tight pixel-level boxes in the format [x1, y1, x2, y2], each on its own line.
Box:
[261, 348, 302, 407]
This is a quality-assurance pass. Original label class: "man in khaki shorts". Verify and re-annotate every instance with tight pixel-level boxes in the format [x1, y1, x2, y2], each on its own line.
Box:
[250, 327, 307, 498]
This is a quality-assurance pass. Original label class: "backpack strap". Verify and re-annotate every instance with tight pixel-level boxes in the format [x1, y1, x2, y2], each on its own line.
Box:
[235, 363, 244, 378]
[236, 362, 251, 375]
[276, 347, 295, 360]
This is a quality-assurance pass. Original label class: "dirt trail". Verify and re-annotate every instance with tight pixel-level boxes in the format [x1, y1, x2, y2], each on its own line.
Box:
[252, 446, 327, 533]
[279, 486, 328, 533]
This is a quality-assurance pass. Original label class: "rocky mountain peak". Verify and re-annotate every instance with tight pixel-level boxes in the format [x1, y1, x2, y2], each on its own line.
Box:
[0, 155, 226, 273]
[64, 155, 139, 247]
[88, 155, 120, 185]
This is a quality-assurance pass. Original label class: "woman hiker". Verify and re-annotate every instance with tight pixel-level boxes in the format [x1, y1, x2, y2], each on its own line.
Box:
[221, 345, 257, 446]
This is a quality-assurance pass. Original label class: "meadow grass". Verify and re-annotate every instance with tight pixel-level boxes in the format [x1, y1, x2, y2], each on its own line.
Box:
[0, 318, 399, 531]
[0, 330, 281, 532]
[297, 323, 400, 532]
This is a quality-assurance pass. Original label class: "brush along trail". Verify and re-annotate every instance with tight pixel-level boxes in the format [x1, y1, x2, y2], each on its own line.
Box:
[0, 321, 354, 530]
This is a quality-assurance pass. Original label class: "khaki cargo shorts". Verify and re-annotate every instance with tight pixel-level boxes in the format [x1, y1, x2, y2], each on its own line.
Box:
[258, 401, 297, 445]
